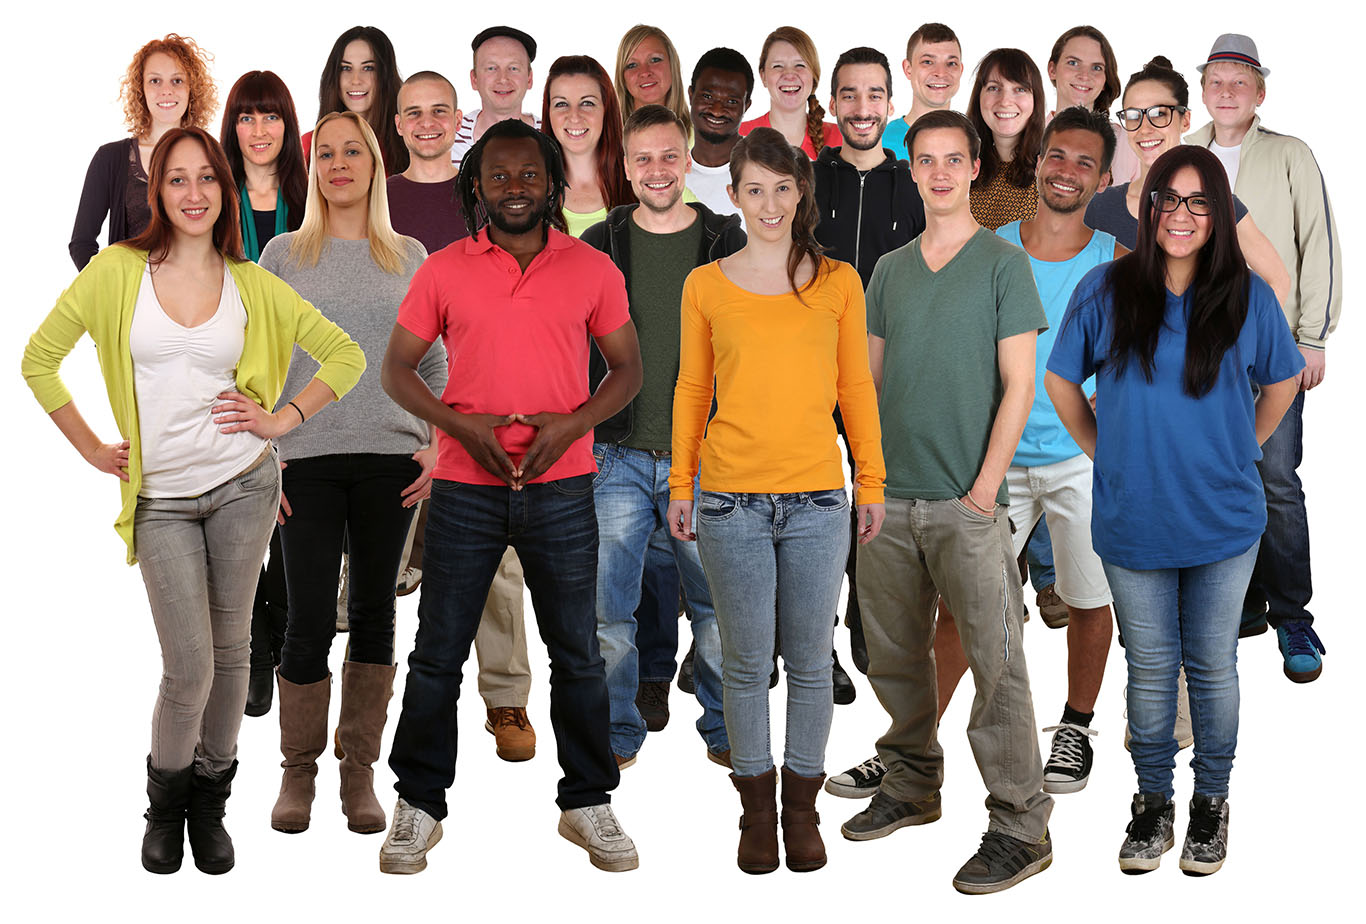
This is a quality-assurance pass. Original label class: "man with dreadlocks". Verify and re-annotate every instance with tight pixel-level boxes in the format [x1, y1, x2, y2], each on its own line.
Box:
[377, 119, 644, 876]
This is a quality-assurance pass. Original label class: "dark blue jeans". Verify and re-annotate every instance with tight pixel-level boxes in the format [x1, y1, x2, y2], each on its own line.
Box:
[388, 475, 618, 817]
[1245, 391, 1313, 626]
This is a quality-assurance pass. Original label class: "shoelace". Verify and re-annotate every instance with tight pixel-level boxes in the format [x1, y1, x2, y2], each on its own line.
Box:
[974, 831, 1032, 872]
[851, 755, 887, 781]
[492, 707, 530, 731]
[1041, 723, 1098, 771]
[1281, 621, 1326, 657]
[1187, 804, 1222, 844]
[1126, 800, 1169, 841]
[392, 806, 421, 842]
[586, 805, 622, 839]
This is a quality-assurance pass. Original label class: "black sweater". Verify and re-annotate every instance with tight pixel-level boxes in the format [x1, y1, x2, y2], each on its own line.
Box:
[813, 146, 925, 287]
[70, 138, 140, 271]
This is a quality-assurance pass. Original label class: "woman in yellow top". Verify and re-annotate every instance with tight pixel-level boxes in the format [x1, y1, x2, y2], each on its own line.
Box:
[667, 127, 885, 875]
[22, 127, 363, 877]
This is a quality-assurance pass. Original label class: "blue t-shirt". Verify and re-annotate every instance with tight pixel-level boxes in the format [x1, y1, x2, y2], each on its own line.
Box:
[997, 221, 1115, 467]
[1046, 265, 1304, 569]
[881, 117, 912, 162]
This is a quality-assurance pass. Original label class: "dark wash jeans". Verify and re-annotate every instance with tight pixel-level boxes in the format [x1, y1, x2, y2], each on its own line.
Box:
[278, 453, 419, 683]
[1245, 391, 1314, 626]
[389, 475, 618, 817]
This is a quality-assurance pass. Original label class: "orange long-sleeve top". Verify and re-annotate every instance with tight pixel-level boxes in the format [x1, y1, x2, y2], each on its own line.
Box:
[669, 258, 885, 504]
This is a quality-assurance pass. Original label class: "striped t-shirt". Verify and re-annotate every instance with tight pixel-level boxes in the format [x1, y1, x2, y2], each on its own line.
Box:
[450, 109, 542, 170]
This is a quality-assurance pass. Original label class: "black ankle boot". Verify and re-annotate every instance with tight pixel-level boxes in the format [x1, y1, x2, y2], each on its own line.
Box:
[143, 758, 192, 874]
[832, 651, 856, 705]
[678, 641, 697, 694]
[187, 760, 237, 874]
[245, 666, 274, 717]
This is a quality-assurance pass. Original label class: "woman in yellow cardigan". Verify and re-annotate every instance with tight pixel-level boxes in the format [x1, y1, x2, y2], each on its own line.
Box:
[22, 127, 364, 877]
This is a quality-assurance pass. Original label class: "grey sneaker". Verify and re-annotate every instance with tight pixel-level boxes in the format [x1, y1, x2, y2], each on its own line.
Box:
[824, 754, 886, 799]
[841, 789, 941, 841]
[1179, 795, 1229, 876]
[396, 566, 422, 597]
[378, 798, 442, 874]
[952, 829, 1053, 894]
[1036, 584, 1069, 628]
[558, 804, 639, 871]
[1118, 793, 1175, 873]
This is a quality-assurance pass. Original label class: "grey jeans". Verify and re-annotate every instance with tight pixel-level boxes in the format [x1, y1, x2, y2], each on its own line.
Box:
[134, 448, 280, 774]
[857, 496, 1053, 841]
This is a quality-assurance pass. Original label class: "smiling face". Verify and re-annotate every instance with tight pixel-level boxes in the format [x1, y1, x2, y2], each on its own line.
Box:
[978, 68, 1034, 141]
[476, 134, 551, 234]
[338, 39, 377, 115]
[1049, 36, 1107, 111]
[161, 137, 221, 238]
[314, 117, 374, 210]
[143, 51, 190, 129]
[625, 122, 690, 213]
[903, 40, 961, 111]
[1122, 79, 1191, 171]
[547, 74, 605, 157]
[471, 36, 533, 116]
[761, 40, 814, 114]
[396, 78, 460, 161]
[623, 36, 672, 107]
[1154, 165, 1213, 267]
[1201, 62, 1263, 133]
[729, 161, 801, 242]
[909, 125, 979, 215]
[831, 62, 891, 152]
[1036, 127, 1107, 214]
[690, 68, 749, 145]
[235, 111, 285, 167]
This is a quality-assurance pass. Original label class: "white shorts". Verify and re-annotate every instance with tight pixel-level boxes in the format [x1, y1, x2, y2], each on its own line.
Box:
[1006, 453, 1112, 609]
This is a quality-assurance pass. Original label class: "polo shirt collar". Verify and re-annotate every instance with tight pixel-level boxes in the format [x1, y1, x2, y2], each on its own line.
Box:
[463, 225, 576, 256]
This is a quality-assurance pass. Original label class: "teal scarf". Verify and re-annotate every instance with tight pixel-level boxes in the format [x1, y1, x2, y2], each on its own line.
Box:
[240, 187, 289, 262]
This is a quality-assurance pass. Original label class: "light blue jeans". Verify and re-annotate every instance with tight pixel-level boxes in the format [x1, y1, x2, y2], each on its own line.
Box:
[1104, 541, 1259, 799]
[592, 444, 727, 758]
[696, 490, 850, 778]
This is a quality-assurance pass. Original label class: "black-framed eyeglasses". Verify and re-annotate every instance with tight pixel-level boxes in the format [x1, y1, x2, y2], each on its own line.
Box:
[1117, 105, 1188, 131]
[1150, 190, 1215, 216]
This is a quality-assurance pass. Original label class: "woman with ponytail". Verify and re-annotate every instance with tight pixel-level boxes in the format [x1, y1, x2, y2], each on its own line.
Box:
[740, 27, 842, 159]
[667, 127, 884, 874]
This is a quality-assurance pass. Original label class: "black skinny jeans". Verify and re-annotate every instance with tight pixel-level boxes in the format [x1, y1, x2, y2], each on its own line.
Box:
[278, 453, 419, 684]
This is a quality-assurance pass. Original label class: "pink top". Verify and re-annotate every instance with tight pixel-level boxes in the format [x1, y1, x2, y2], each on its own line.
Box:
[739, 113, 843, 160]
[397, 228, 631, 485]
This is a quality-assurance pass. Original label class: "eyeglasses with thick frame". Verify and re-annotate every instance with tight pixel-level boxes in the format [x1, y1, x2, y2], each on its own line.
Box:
[1117, 104, 1189, 131]
[1150, 190, 1215, 216]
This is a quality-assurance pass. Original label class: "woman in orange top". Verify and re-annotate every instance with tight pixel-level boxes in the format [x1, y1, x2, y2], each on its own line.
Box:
[667, 127, 884, 875]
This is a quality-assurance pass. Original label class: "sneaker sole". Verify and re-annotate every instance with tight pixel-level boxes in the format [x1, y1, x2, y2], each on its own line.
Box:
[1042, 775, 1089, 794]
[841, 807, 941, 841]
[615, 755, 637, 770]
[483, 721, 535, 761]
[952, 852, 1052, 894]
[1040, 614, 1070, 629]
[1283, 663, 1322, 683]
[823, 779, 881, 799]
[379, 822, 442, 874]
[556, 818, 640, 872]
[396, 580, 421, 597]
[1238, 620, 1268, 638]
[1179, 854, 1225, 876]
[1119, 833, 1175, 874]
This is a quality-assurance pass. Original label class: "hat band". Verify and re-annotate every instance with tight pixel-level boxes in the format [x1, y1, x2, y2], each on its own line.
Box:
[1207, 51, 1263, 69]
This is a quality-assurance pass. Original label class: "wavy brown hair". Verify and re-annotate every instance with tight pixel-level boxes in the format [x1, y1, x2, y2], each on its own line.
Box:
[967, 48, 1047, 188]
[121, 128, 243, 264]
[542, 56, 636, 210]
[120, 34, 217, 137]
[759, 27, 828, 158]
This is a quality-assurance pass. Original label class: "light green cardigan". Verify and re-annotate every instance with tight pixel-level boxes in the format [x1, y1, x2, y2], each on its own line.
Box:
[22, 245, 366, 564]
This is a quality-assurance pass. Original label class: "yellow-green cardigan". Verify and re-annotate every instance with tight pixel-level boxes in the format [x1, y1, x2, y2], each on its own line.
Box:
[22, 245, 366, 564]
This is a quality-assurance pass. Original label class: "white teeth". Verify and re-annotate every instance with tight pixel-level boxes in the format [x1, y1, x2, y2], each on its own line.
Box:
[566, 128, 588, 137]
[994, 111, 1018, 119]
[415, 133, 441, 140]
[644, 181, 672, 189]
[1138, 140, 1163, 149]
[779, 84, 801, 92]
[851, 120, 874, 131]
[1168, 229, 1193, 237]
[759, 217, 782, 226]
[1049, 181, 1078, 193]
[183, 207, 207, 216]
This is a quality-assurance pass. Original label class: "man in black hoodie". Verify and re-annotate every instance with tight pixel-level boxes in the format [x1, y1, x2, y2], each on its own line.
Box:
[581, 105, 745, 770]
[815, 47, 926, 680]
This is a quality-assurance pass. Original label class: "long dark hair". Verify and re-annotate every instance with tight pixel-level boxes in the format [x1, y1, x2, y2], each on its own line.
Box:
[457, 119, 569, 237]
[728, 127, 827, 301]
[1103, 146, 1248, 397]
[317, 26, 407, 174]
[968, 48, 1047, 188]
[541, 56, 635, 210]
[121, 128, 244, 264]
[220, 70, 307, 229]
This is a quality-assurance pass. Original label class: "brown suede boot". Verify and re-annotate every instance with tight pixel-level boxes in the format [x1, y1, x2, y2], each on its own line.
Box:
[337, 660, 396, 834]
[271, 672, 330, 833]
[781, 766, 827, 872]
[731, 769, 779, 874]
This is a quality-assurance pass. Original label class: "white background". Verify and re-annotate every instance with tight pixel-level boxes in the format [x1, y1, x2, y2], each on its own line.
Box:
[4, 2, 1359, 920]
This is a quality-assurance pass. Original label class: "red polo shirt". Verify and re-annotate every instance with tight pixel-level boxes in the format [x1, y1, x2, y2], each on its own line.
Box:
[397, 226, 630, 485]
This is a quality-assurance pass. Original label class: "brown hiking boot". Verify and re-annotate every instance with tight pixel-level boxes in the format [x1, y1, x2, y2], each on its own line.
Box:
[484, 706, 536, 762]
[731, 769, 779, 874]
[781, 766, 827, 872]
[1036, 585, 1070, 629]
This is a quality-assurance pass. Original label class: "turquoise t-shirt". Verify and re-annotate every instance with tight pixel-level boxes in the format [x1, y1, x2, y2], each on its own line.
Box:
[882, 117, 912, 163]
[1047, 266, 1305, 569]
[996, 220, 1114, 467]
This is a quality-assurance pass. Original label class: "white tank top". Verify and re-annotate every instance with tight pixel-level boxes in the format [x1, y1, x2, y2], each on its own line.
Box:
[130, 262, 265, 497]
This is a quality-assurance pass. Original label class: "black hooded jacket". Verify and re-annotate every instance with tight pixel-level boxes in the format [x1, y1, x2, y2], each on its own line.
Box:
[813, 146, 925, 287]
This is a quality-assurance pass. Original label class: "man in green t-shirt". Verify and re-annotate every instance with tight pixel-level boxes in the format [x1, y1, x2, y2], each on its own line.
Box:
[837, 110, 1053, 895]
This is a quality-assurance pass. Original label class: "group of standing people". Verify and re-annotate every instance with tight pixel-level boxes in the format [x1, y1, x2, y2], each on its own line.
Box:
[27, 18, 1337, 893]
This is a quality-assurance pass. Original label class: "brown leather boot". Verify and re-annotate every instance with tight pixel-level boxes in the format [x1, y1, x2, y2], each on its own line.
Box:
[271, 672, 330, 833]
[781, 766, 827, 872]
[730, 769, 779, 874]
[337, 661, 396, 834]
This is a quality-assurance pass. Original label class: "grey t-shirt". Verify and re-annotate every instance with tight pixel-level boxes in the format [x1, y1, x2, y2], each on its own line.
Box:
[866, 228, 1047, 503]
[260, 234, 446, 461]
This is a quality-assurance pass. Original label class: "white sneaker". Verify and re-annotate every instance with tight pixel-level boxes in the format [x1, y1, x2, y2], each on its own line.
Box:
[558, 804, 639, 871]
[396, 566, 423, 597]
[379, 798, 442, 874]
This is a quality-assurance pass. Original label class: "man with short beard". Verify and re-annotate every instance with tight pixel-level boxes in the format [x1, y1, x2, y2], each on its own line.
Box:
[379, 120, 643, 876]
[685, 47, 752, 219]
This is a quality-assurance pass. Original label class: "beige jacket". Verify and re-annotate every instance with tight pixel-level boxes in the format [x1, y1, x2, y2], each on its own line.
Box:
[1187, 116, 1342, 349]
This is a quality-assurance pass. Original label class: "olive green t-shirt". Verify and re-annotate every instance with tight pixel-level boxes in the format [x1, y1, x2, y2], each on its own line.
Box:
[866, 227, 1047, 503]
[625, 218, 703, 451]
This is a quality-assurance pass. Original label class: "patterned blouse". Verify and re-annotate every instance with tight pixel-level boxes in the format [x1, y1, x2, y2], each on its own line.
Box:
[970, 169, 1038, 230]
